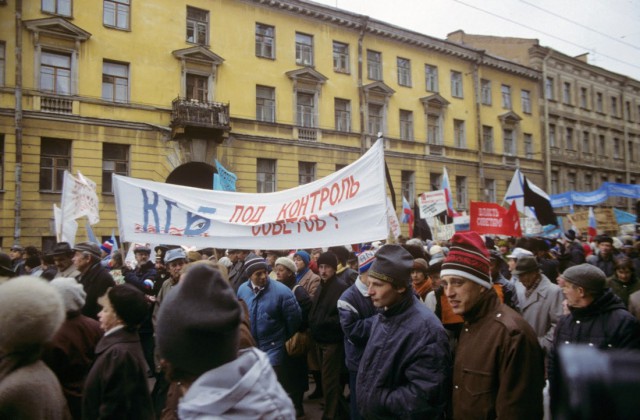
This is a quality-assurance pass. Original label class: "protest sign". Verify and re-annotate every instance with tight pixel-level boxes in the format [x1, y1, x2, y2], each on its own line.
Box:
[470, 201, 522, 237]
[418, 190, 447, 219]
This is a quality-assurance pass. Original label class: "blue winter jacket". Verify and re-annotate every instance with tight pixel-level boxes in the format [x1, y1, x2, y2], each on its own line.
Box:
[237, 278, 302, 366]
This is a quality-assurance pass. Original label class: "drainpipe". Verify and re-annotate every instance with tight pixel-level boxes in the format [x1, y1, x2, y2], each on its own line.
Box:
[542, 48, 553, 193]
[14, 0, 23, 244]
[473, 52, 484, 199]
[357, 16, 369, 154]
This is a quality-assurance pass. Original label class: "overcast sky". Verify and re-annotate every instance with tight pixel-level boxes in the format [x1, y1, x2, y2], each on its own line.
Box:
[312, 0, 640, 81]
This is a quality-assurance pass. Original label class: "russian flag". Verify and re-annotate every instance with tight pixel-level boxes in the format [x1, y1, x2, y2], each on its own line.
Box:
[588, 207, 597, 241]
[401, 196, 414, 237]
[442, 167, 459, 217]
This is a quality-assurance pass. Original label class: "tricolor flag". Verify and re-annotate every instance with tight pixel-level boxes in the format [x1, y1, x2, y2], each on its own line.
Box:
[588, 207, 597, 241]
[401, 196, 414, 237]
[442, 167, 459, 217]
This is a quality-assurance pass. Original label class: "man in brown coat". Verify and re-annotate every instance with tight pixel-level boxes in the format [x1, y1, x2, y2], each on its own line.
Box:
[441, 232, 545, 420]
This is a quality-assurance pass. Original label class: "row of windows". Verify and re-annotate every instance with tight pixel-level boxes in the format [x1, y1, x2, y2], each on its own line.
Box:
[548, 124, 636, 161]
[42, 0, 130, 29]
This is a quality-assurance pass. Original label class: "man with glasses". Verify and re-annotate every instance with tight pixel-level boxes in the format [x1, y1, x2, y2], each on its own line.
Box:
[441, 232, 544, 420]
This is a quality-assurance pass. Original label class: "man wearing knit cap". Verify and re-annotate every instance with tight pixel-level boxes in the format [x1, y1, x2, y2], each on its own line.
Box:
[237, 254, 301, 376]
[308, 251, 350, 419]
[356, 244, 450, 419]
[156, 264, 295, 418]
[442, 232, 544, 420]
[549, 263, 640, 413]
[338, 250, 377, 420]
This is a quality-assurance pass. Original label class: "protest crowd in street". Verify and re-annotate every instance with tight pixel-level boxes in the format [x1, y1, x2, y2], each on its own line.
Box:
[1, 229, 640, 419]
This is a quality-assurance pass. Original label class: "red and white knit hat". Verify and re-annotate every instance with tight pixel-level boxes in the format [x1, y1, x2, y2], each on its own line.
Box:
[440, 231, 491, 289]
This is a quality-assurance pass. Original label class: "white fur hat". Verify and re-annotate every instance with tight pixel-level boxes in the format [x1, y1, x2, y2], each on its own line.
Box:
[275, 256, 296, 274]
[0, 276, 65, 352]
[50, 277, 86, 313]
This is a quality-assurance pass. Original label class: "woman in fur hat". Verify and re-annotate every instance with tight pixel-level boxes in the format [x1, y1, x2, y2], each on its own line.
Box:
[82, 284, 153, 419]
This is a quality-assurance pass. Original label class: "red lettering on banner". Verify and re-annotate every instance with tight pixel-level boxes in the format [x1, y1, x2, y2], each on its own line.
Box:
[251, 213, 334, 237]
[230, 205, 266, 224]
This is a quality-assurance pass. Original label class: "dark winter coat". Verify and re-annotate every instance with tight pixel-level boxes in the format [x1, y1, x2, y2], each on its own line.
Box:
[337, 278, 377, 372]
[452, 290, 545, 420]
[82, 328, 153, 420]
[123, 260, 157, 294]
[308, 275, 350, 344]
[77, 263, 115, 320]
[357, 292, 451, 419]
[607, 275, 640, 307]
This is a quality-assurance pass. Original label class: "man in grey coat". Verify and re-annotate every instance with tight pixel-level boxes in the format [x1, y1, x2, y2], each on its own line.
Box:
[514, 256, 564, 355]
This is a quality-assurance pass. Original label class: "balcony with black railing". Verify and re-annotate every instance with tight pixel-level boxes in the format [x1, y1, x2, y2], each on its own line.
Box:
[170, 97, 231, 141]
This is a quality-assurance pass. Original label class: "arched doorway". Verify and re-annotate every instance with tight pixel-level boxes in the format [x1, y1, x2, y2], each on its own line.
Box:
[166, 162, 216, 189]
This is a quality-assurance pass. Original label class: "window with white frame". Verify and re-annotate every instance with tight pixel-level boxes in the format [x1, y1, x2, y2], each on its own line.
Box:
[102, 143, 129, 193]
[104, 0, 130, 30]
[521, 90, 531, 113]
[333, 41, 349, 73]
[401, 171, 415, 205]
[524, 133, 533, 158]
[481, 79, 491, 105]
[295, 33, 313, 66]
[562, 82, 572, 105]
[367, 50, 382, 81]
[296, 92, 315, 127]
[186, 6, 208, 45]
[400, 110, 413, 141]
[425, 64, 438, 92]
[397, 57, 411, 87]
[255, 23, 275, 59]
[456, 176, 467, 210]
[335, 98, 351, 132]
[503, 128, 515, 155]
[545, 77, 554, 100]
[298, 161, 316, 185]
[0, 42, 4, 86]
[482, 125, 493, 153]
[501, 84, 512, 109]
[454, 119, 466, 148]
[43, 0, 72, 16]
[485, 178, 496, 203]
[565, 127, 574, 150]
[40, 138, 71, 192]
[451, 71, 463, 98]
[257, 158, 276, 193]
[186, 73, 208, 102]
[582, 131, 590, 154]
[368, 103, 383, 135]
[40, 51, 71, 95]
[427, 114, 442, 145]
[256, 85, 275, 123]
[102, 60, 129, 103]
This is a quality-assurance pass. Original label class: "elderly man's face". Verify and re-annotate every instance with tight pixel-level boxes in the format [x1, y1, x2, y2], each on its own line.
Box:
[443, 276, 486, 315]
[167, 259, 186, 282]
[368, 277, 404, 308]
[561, 281, 584, 308]
[135, 251, 150, 265]
[72, 251, 92, 273]
[53, 254, 73, 272]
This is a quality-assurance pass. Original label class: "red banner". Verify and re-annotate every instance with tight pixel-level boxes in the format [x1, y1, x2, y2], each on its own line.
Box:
[470, 201, 522, 237]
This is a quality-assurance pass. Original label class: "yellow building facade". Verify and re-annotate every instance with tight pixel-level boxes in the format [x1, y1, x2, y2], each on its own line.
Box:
[0, 0, 543, 248]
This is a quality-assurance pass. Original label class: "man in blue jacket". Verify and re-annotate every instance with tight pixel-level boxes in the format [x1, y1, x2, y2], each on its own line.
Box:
[357, 244, 451, 419]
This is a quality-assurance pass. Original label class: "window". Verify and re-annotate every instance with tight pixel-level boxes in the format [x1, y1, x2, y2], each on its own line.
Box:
[255, 23, 275, 59]
[551, 171, 559, 195]
[296, 92, 315, 127]
[481, 79, 491, 105]
[568, 173, 576, 192]
[104, 0, 130, 30]
[298, 162, 316, 185]
[456, 176, 467, 210]
[524, 134, 533, 158]
[501, 84, 511, 109]
[482, 125, 494, 153]
[545, 77, 554, 100]
[454, 119, 466, 148]
[41, 51, 72, 95]
[257, 158, 276, 193]
[335, 164, 347, 172]
[628, 139, 634, 162]
[102, 143, 128, 193]
[451, 71, 463, 98]
[0, 136, 3, 189]
[42, 0, 71, 16]
[102, 61, 128, 103]
[186, 74, 208, 102]
[485, 179, 496, 203]
[549, 124, 557, 148]
[0, 42, 4, 86]
[256, 85, 275, 122]
[368, 103, 383, 135]
[367, 50, 382, 81]
[521, 90, 531, 113]
[596, 92, 603, 113]
[565, 127, 574, 150]
[562, 82, 572, 104]
[186, 6, 208, 45]
[580, 87, 588, 108]
[334, 98, 351, 132]
[611, 96, 618, 117]
[503, 129, 515, 155]
[626, 101, 632, 121]
[425, 64, 438, 92]
[40, 138, 70, 192]
[585, 174, 593, 191]
[427, 114, 442, 145]
[397, 57, 411, 87]
[614, 137, 621, 159]
[295, 33, 313, 66]
[582, 131, 590, 154]
[598, 134, 606, 155]
[333, 41, 349, 73]
[401, 171, 415, 205]
[399, 110, 413, 140]
[430, 173, 442, 191]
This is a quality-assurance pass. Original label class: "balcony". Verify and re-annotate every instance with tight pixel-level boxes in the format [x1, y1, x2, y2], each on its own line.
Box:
[171, 97, 231, 141]
[297, 127, 318, 142]
[41, 95, 73, 114]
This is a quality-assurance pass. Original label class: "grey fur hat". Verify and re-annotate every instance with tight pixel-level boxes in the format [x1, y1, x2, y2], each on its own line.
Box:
[50, 277, 86, 313]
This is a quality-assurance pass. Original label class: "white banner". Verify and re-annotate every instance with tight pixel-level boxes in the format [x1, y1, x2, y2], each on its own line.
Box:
[53, 204, 78, 245]
[114, 140, 388, 249]
[386, 196, 401, 239]
[60, 171, 100, 228]
[419, 190, 447, 218]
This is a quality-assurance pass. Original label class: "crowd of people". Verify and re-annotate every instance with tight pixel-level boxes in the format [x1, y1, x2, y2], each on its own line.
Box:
[1, 229, 640, 419]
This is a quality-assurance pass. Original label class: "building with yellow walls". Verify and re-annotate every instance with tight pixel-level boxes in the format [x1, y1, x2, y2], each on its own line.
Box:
[0, 0, 543, 249]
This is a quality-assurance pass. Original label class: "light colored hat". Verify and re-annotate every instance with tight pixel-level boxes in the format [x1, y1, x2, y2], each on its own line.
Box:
[50, 277, 86, 312]
[275, 256, 296, 274]
[217, 256, 233, 268]
[506, 247, 534, 259]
